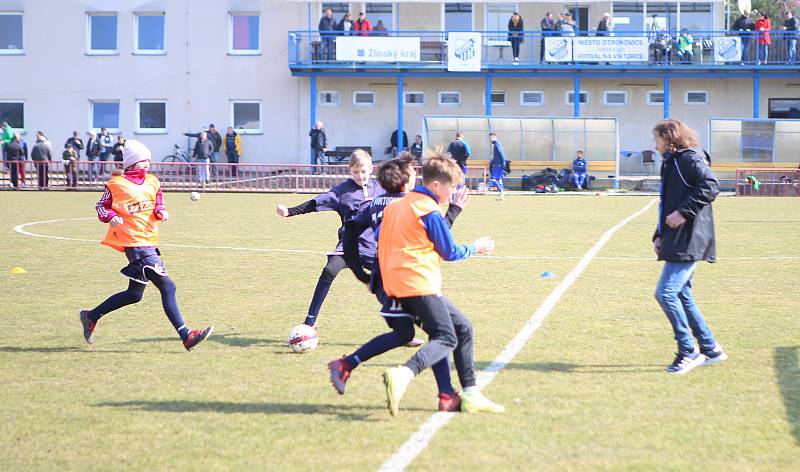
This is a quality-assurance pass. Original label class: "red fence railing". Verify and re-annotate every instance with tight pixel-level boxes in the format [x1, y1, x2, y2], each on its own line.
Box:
[1, 160, 488, 194]
[736, 168, 800, 197]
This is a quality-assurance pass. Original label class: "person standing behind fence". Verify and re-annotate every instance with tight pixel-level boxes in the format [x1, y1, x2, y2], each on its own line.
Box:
[98, 127, 113, 176]
[62, 144, 78, 189]
[410, 135, 423, 162]
[353, 12, 372, 36]
[112, 135, 125, 169]
[1, 121, 13, 163]
[755, 12, 771, 64]
[597, 12, 612, 37]
[319, 8, 337, 60]
[193, 131, 213, 183]
[540, 13, 556, 61]
[337, 12, 353, 36]
[733, 11, 755, 64]
[783, 10, 798, 65]
[508, 12, 524, 63]
[488, 133, 506, 200]
[207, 123, 222, 176]
[5, 133, 24, 190]
[66, 131, 84, 159]
[652, 119, 727, 375]
[446, 132, 471, 175]
[31, 133, 52, 190]
[223, 126, 242, 177]
[86, 131, 101, 183]
[572, 150, 588, 189]
[309, 121, 328, 165]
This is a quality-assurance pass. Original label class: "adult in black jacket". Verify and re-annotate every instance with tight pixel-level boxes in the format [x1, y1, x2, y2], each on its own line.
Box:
[651, 119, 726, 375]
[733, 12, 756, 63]
[31, 135, 53, 190]
[5, 134, 24, 189]
[309, 121, 328, 165]
[446, 131, 471, 174]
[508, 12, 524, 62]
[319, 8, 337, 60]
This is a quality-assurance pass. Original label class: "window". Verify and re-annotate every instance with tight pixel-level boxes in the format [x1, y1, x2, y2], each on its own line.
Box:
[768, 98, 800, 119]
[678, 2, 712, 32]
[486, 3, 516, 32]
[604, 91, 628, 106]
[367, 3, 394, 31]
[322, 3, 349, 15]
[353, 91, 376, 106]
[685, 90, 708, 105]
[318, 91, 341, 106]
[520, 91, 544, 106]
[438, 91, 461, 106]
[90, 101, 120, 132]
[229, 13, 260, 54]
[647, 90, 664, 105]
[136, 100, 167, 133]
[566, 91, 588, 105]
[0, 101, 24, 129]
[231, 101, 262, 134]
[87, 13, 118, 54]
[0, 12, 23, 54]
[135, 13, 165, 54]
[444, 3, 472, 31]
[483, 91, 506, 106]
[612, 2, 643, 32]
[404, 92, 425, 106]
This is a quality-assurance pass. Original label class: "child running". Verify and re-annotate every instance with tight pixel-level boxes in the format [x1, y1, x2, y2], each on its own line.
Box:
[276, 150, 384, 330]
[330, 154, 467, 412]
[377, 152, 505, 416]
[79, 140, 214, 351]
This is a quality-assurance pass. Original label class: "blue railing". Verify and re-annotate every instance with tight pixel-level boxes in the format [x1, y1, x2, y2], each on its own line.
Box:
[288, 29, 800, 69]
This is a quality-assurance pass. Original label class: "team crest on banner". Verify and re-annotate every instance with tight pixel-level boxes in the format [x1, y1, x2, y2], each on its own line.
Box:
[544, 37, 573, 62]
[448, 32, 481, 71]
[714, 37, 742, 62]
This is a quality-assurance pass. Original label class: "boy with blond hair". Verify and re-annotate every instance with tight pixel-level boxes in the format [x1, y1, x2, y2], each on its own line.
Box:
[378, 152, 504, 415]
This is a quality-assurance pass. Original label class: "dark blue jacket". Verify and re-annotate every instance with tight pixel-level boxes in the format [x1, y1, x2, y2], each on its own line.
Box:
[490, 140, 506, 169]
[573, 157, 587, 173]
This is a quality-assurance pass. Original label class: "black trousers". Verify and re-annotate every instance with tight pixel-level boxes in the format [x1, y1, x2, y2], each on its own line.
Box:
[401, 295, 476, 388]
[35, 161, 49, 189]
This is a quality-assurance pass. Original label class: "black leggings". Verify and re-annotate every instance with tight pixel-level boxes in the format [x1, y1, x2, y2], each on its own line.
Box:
[304, 255, 348, 326]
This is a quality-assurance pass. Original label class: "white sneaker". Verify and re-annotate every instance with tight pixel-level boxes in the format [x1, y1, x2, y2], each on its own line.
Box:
[701, 344, 728, 366]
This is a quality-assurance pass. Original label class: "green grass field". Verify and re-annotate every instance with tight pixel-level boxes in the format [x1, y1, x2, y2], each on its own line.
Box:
[1, 191, 799, 471]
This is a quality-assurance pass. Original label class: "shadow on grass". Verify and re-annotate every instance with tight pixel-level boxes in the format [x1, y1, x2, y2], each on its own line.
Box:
[0, 345, 83, 353]
[775, 346, 800, 446]
[96, 400, 394, 421]
[129, 334, 360, 349]
[475, 361, 663, 374]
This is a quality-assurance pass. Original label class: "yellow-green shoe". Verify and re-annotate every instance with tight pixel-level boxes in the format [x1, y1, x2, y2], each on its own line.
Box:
[461, 390, 505, 413]
[383, 366, 412, 417]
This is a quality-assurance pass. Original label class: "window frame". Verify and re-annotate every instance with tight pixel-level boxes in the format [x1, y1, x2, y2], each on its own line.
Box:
[0, 12, 24, 55]
[647, 90, 665, 106]
[520, 90, 545, 106]
[438, 90, 462, 107]
[86, 12, 119, 55]
[134, 12, 166, 55]
[441, 3, 475, 32]
[228, 12, 261, 55]
[89, 100, 121, 134]
[230, 100, 262, 135]
[404, 91, 426, 106]
[603, 90, 628, 106]
[0, 100, 25, 130]
[482, 90, 507, 106]
[684, 90, 709, 106]
[135, 100, 168, 134]
[565, 90, 589, 106]
[318, 90, 341, 107]
[352, 91, 376, 107]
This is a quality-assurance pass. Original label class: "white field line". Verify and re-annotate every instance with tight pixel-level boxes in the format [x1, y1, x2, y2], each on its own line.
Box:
[377, 198, 659, 472]
[12, 216, 800, 261]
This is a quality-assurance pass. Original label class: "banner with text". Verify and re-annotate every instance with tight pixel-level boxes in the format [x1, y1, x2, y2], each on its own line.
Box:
[448, 32, 482, 71]
[544, 37, 573, 62]
[336, 37, 420, 62]
[713, 36, 742, 62]
[572, 37, 649, 62]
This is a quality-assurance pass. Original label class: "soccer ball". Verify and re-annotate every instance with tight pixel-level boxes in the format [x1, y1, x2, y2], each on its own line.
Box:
[287, 324, 318, 353]
[190, 191, 200, 201]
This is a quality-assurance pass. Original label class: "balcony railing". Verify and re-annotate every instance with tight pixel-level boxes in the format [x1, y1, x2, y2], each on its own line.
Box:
[288, 29, 800, 69]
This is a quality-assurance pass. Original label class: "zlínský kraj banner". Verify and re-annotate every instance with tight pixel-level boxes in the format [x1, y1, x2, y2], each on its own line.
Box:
[335, 37, 420, 62]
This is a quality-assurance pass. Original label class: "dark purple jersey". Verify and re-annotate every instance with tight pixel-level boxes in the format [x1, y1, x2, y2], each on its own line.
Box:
[314, 178, 385, 254]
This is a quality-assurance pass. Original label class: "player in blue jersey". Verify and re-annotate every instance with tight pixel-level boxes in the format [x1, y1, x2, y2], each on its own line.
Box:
[276, 150, 384, 330]
[328, 153, 470, 412]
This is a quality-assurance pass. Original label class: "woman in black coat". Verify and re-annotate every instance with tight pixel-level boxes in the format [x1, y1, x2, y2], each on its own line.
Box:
[652, 119, 727, 375]
[508, 12, 524, 62]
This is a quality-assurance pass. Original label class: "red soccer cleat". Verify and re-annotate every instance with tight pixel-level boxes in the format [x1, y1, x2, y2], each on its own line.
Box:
[183, 326, 214, 351]
[438, 392, 462, 412]
[327, 357, 352, 395]
[79, 310, 96, 345]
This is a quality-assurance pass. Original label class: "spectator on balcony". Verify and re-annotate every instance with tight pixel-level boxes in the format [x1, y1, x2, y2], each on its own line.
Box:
[410, 135, 423, 162]
[65, 131, 84, 159]
[310, 121, 328, 166]
[31, 133, 52, 190]
[354, 12, 372, 36]
[373, 20, 388, 36]
[597, 12, 613, 37]
[554, 13, 565, 37]
[733, 11, 755, 64]
[390, 129, 408, 156]
[783, 10, 798, 65]
[540, 12, 557, 61]
[223, 127, 242, 177]
[508, 12, 524, 63]
[560, 13, 576, 37]
[756, 12, 771, 64]
[337, 12, 353, 36]
[319, 8, 337, 61]
[677, 29, 694, 63]
[446, 131, 471, 174]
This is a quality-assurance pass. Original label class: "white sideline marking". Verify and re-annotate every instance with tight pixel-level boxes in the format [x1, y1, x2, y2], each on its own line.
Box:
[13, 217, 800, 261]
[377, 198, 659, 472]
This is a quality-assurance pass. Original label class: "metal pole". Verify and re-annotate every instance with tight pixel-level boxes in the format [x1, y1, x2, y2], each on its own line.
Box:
[663, 76, 670, 120]
[310, 75, 316, 164]
[753, 76, 760, 118]
[573, 76, 580, 117]
[397, 75, 404, 156]
[485, 75, 492, 116]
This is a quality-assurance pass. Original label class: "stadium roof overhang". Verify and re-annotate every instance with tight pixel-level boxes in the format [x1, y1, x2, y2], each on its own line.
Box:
[285, 0, 723, 3]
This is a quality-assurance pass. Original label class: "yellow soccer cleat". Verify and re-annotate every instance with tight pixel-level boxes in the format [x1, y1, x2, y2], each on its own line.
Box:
[383, 366, 413, 417]
[461, 390, 506, 413]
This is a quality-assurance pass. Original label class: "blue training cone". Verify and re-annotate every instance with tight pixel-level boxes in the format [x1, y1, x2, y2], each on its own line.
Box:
[540, 271, 556, 279]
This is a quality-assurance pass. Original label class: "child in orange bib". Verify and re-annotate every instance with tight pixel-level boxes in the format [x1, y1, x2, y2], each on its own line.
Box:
[79, 140, 213, 351]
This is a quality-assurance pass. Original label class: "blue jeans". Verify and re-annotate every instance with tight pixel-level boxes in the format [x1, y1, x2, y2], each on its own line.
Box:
[654, 261, 717, 353]
[87, 156, 100, 181]
[787, 38, 796, 64]
[489, 166, 504, 191]
[572, 171, 587, 189]
[197, 158, 210, 182]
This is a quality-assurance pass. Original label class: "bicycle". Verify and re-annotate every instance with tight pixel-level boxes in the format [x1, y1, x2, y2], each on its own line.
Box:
[160, 144, 198, 183]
